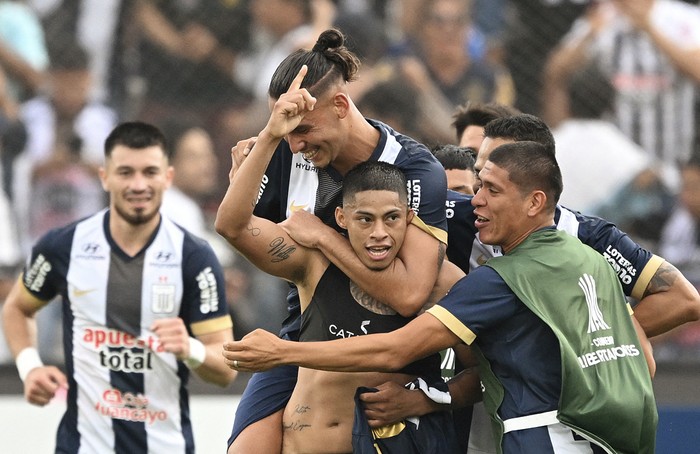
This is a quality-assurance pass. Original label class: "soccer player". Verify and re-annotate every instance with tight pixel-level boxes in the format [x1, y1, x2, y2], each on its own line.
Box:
[2, 121, 236, 453]
[220, 29, 449, 453]
[224, 141, 658, 454]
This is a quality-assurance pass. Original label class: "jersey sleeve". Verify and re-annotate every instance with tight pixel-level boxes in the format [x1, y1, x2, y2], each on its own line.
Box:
[426, 266, 519, 344]
[180, 235, 232, 337]
[252, 141, 291, 224]
[401, 152, 448, 239]
[21, 226, 74, 302]
[556, 206, 661, 300]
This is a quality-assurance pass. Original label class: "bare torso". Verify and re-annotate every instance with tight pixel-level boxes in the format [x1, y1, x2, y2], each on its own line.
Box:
[282, 369, 414, 454]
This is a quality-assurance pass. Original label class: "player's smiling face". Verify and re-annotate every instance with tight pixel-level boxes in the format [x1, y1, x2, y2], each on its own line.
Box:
[101, 145, 173, 226]
[335, 190, 413, 271]
[276, 92, 344, 169]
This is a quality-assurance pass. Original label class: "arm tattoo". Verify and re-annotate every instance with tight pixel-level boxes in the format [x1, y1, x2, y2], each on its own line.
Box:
[268, 237, 296, 262]
[246, 223, 261, 237]
[643, 261, 677, 297]
[437, 242, 446, 270]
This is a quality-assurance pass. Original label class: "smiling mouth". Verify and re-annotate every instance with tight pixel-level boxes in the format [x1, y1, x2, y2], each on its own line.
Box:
[303, 148, 320, 161]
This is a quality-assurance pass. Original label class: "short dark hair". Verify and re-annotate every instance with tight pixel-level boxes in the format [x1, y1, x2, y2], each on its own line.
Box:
[104, 122, 169, 159]
[452, 102, 520, 142]
[432, 144, 476, 171]
[269, 28, 360, 99]
[342, 161, 408, 206]
[483, 114, 556, 155]
[488, 141, 562, 211]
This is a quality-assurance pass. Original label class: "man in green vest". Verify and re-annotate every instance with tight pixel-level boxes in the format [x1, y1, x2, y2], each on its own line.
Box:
[223, 140, 658, 454]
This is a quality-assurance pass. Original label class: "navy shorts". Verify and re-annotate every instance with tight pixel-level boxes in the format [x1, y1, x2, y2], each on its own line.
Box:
[352, 386, 461, 454]
[227, 364, 298, 447]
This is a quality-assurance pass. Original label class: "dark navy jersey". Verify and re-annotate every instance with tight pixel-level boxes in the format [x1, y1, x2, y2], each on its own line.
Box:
[22, 210, 231, 453]
[301, 263, 441, 381]
[256, 118, 448, 338]
[445, 190, 661, 300]
[254, 118, 448, 234]
[429, 266, 562, 422]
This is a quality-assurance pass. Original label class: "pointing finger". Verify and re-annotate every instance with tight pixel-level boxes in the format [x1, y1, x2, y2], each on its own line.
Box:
[289, 65, 308, 92]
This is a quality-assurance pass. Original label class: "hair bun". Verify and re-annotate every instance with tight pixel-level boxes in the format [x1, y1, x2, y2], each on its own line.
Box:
[312, 28, 344, 52]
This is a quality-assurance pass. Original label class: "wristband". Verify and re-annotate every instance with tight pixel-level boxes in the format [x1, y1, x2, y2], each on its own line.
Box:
[184, 338, 206, 370]
[16, 347, 44, 382]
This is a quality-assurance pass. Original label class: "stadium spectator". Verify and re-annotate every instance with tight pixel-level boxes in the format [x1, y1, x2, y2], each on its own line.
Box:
[502, 0, 587, 115]
[27, 0, 136, 114]
[386, 0, 513, 145]
[543, 0, 700, 168]
[11, 40, 116, 255]
[2, 121, 236, 453]
[550, 63, 659, 213]
[159, 120, 218, 240]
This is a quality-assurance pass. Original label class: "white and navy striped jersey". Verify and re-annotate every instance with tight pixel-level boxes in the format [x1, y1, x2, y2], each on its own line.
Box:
[446, 190, 662, 300]
[21, 210, 231, 454]
[567, 0, 700, 165]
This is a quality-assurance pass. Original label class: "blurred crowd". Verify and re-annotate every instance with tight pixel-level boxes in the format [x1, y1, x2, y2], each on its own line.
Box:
[1, 0, 700, 364]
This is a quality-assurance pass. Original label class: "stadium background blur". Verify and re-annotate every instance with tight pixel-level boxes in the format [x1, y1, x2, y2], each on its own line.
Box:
[1, 0, 700, 452]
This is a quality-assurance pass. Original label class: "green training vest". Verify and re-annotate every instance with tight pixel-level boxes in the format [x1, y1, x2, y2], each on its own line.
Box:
[482, 229, 657, 454]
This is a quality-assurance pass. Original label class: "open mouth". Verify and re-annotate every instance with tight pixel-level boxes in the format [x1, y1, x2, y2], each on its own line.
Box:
[367, 245, 391, 260]
[474, 213, 489, 229]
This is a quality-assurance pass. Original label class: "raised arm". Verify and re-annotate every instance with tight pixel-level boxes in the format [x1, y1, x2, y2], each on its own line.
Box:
[616, 0, 700, 83]
[215, 66, 317, 282]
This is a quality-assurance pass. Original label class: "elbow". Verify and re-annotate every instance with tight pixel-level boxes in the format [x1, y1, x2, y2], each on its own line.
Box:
[214, 216, 241, 245]
[395, 294, 430, 317]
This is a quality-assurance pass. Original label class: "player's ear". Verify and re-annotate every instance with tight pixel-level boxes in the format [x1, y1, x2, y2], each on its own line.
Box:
[406, 208, 414, 225]
[333, 92, 350, 119]
[528, 190, 547, 216]
[335, 206, 347, 229]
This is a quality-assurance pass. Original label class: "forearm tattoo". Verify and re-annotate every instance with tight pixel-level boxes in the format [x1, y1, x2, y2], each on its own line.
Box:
[268, 237, 296, 262]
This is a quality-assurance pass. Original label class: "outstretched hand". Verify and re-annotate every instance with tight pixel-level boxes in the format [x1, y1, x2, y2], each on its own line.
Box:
[263, 65, 317, 140]
[222, 329, 285, 372]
